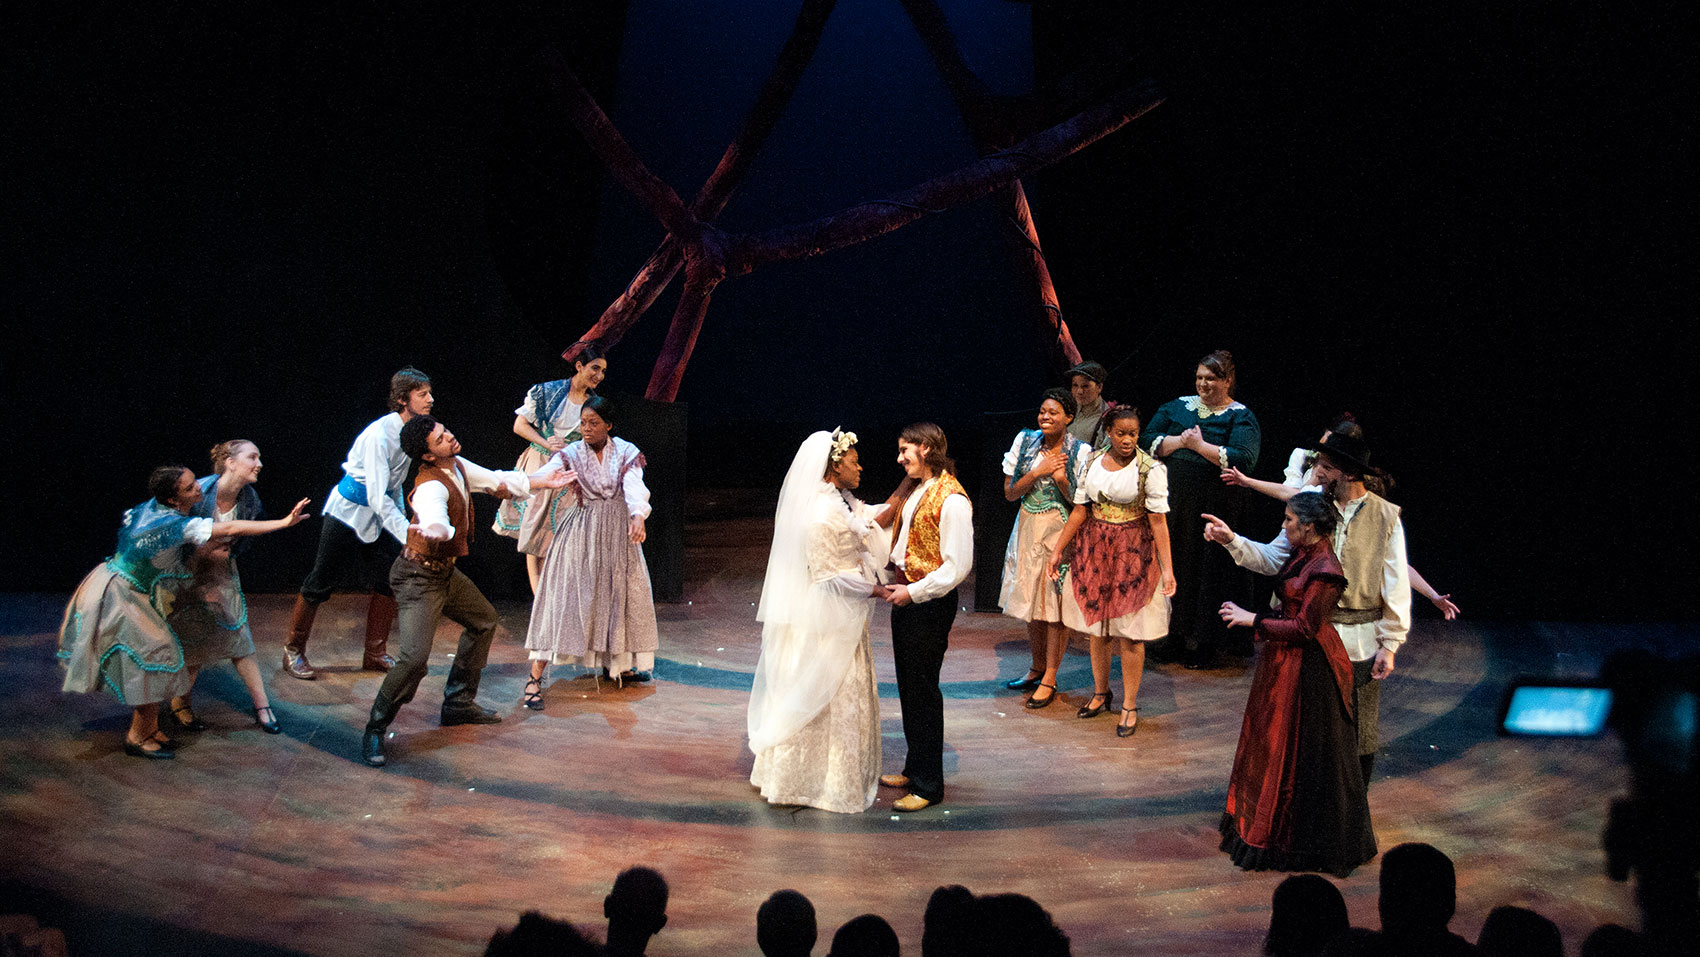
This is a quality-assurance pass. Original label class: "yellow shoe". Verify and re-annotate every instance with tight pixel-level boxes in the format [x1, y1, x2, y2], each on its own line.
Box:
[892, 793, 934, 812]
[879, 773, 910, 789]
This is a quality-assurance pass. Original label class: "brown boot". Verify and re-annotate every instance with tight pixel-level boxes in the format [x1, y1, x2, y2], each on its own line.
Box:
[283, 595, 318, 680]
[363, 594, 397, 672]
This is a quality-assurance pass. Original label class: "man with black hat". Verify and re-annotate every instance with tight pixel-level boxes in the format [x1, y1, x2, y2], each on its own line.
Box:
[1202, 427, 1411, 789]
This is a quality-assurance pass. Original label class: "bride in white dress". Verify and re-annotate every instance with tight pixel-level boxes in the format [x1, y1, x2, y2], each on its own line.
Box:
[748, 429, 891, 813]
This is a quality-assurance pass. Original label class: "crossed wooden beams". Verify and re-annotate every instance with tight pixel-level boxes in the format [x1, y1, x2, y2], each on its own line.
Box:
[545, 0, 1161, 400]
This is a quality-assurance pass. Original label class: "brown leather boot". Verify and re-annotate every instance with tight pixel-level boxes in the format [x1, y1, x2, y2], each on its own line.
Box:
[363, 594, 397, 671]
[283, 594, 318, 680]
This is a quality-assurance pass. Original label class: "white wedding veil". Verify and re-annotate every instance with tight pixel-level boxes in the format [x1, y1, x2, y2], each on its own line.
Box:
[747, 430, 878, 754]
[756, 430, 834, 626]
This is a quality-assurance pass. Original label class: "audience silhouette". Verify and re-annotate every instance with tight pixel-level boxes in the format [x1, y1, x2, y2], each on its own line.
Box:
[1265, 874, 1349, 957]
[1476, 905, 1562, 957]
[758, 889, 818, 957]
[603, 866, 669, 957]
[828, 914, 900, 957]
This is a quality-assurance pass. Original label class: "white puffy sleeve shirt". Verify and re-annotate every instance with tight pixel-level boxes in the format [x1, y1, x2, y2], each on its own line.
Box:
[890, 477, 973, 605]
[411, 458, 532, 540]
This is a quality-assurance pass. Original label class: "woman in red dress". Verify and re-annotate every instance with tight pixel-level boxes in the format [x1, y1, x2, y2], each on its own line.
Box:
[1216, 491, 1377, 877]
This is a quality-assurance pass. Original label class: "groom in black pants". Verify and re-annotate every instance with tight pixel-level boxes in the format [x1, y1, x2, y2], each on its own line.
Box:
[879, 423, 973, 812]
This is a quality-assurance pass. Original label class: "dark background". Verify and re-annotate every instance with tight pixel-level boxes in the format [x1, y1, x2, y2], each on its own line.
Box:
[3, 1, 1689, 619]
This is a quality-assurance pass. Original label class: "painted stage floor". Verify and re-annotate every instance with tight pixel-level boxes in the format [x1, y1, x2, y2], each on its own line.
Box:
[1, 509, 1680, 955]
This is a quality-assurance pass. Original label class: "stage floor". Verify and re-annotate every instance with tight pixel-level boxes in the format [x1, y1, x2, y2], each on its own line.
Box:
[1, 509, 1676, 955]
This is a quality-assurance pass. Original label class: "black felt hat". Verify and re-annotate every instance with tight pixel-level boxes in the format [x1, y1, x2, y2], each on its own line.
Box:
[1310, 429, 1373, 475]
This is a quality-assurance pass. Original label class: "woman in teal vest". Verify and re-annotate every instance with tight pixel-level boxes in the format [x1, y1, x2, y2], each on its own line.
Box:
[998, 388, 1092, 710]
[57, 466, 308, 758]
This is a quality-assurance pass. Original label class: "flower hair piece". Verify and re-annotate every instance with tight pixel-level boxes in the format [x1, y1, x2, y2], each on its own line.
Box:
[828, 427, 858, 462]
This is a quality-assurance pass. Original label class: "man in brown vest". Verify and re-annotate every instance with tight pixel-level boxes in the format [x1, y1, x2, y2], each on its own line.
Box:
[1204, 428, 1411, 788]
[361, 414, 570, 767]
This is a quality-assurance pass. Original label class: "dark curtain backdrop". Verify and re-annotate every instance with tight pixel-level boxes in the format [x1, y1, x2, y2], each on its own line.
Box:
[2, 1, 1689, 618]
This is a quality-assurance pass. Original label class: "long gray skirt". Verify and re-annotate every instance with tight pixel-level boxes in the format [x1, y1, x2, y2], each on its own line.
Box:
[57, 564, 192, 706]
[525, 497, 658, 672]
[171, 559, 256, 666]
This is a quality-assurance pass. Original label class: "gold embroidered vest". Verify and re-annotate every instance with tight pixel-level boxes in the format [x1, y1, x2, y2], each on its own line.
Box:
[903, 472, 968, 583]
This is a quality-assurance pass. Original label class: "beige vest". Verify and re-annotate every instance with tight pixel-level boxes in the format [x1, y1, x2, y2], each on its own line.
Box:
[1332, 491, 1400, 625]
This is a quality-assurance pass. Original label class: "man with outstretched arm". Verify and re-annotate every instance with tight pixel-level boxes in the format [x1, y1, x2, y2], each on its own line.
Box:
[361, 414, 570, 767]
[1204, 428, 1410, 788]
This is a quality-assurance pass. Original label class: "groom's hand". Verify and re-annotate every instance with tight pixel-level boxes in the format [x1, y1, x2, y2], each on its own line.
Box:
[885, 583, 913, 606]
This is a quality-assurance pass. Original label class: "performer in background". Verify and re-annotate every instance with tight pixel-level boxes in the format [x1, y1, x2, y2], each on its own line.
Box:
[169, 440, 301, 735]
[998, 389, 1090, 709]
[1216, 491, 1376, 877]
[1208, 427, 1412, 788]
[748, 429, 889, 813]
[58, 466, 307, 758]
[1064, 360, 1113, 448]
[1049, 407, 1176, 736]
[1144, 350, 1261, 669]
[285, 367, 434, 679]
[878, 423, 972, 812]
[1221, 416, 1460, 621]
[523, 396, 658, 704]
[361, 415, 567, 767]
[493, 346, 607, 593]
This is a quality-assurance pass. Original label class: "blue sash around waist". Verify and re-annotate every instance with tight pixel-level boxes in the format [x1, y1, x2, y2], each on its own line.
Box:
[337, 473, 405, 513]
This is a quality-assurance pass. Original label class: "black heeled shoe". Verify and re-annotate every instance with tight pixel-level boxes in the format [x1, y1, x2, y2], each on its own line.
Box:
[1077, 688, 1113, 719]
[522, 676, 545, 711]
[169, 701, 206, 732]
[124, 737, 175, 760]
[1024, 682, 1057, 710]
[254, 706, 281, 734]
[1005, 670, 1043, 691]
[1116, 707, 1141, 737]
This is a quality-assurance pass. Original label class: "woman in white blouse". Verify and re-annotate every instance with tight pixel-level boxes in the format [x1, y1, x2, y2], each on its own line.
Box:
[522, 396, 658, 704]
[494, 346, 607, 592]
[1050, 407, 1177, 736]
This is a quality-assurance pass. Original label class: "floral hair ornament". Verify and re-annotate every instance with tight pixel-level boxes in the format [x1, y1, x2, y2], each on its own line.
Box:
[828, 427, 859, 463]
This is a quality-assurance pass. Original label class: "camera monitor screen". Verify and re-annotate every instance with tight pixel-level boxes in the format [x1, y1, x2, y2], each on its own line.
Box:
[1500, 684, 1614, 736]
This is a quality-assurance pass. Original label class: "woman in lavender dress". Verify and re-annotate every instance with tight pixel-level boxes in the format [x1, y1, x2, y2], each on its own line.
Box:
[522, 396, 658, 706]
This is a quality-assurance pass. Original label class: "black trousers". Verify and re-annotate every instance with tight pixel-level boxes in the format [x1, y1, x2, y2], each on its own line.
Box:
[299, 515, 400, 604]
[891, 588, 957, 803]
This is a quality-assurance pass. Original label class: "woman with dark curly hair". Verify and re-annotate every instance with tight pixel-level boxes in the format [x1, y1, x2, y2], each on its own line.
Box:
[1216, 491, 1376, 877]
[997, 388, 1092, 709]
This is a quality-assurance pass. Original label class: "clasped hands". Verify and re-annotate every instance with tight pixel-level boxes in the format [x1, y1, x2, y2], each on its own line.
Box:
[1030, 446, 1067, 485]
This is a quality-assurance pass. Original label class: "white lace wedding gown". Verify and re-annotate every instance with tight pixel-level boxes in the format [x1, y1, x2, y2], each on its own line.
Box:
[748, 484, 883, 813]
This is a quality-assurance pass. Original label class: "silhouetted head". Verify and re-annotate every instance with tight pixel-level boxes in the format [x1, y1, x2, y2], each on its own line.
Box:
[1580, 923, 1647, 957]
[968, 894, 1071, 957]
[757, 889, 817, 957]
[1477, 906, 1562, 957]
[921, 885, 975, 957]
[484, 911, 600, 957]
[604, 866, 668, 956]
[1266, 874, 1349, 957]
[828, 914, 899, 957]
[1378, 842, 1457, 934]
